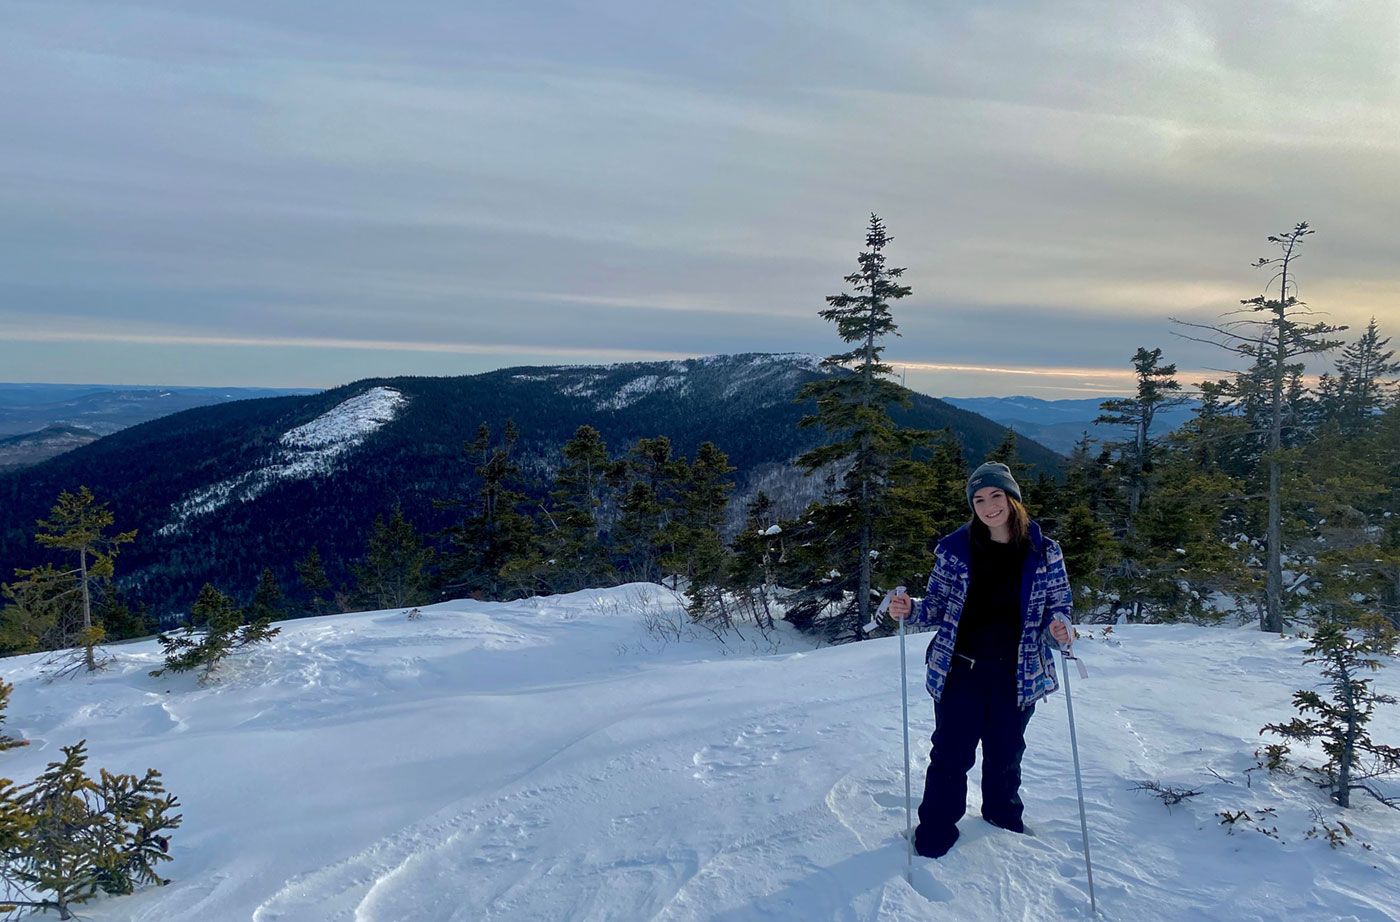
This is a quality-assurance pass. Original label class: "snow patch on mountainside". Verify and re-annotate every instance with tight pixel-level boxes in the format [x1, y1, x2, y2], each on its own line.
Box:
[511, 354, 825, 411]
[280, 388, 407, 449]
[561, 375, 604, 398]
[157, 387, 407, 536]
[597, 374, 688, 410]
[722, 354, 825, 400]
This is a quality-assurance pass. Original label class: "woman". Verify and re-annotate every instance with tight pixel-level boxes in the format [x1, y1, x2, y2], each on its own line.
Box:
[890, 460, 1073, 858]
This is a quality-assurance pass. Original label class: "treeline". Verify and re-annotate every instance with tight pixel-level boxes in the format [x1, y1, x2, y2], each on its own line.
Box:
[3, 221, 1398, 655]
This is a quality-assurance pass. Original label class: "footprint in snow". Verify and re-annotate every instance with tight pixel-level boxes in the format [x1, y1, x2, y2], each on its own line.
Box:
[909, 865, 953, 901]
[691, 723, 789, 784]
[871, 791, 909, 809]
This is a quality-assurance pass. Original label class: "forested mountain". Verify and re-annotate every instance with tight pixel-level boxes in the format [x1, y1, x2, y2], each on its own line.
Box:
[0, 354, 1061, 617]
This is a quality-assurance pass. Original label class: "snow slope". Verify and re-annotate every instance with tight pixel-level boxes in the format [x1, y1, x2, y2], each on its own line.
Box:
[3, 588, 1398, 922]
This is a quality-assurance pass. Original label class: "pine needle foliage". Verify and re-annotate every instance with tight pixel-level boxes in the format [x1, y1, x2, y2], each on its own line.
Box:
[502, 425, 618, 596]
[351, 509, 434, 610]
[149, 584, 280, 683]
[436, 421, 535, 600]
[0, 741, 181, 920]
[294, 546, 333, 616]
[1262, 614, 1400, 809]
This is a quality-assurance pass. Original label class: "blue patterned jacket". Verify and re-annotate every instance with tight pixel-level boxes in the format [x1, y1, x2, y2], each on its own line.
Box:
[911, 520, 1071, 708]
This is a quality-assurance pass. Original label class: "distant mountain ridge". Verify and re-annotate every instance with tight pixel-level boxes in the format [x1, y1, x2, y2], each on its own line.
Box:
[0, 383, 320, 439]
[0, 354, 1064, 615]
[941, 395, 1201, 455]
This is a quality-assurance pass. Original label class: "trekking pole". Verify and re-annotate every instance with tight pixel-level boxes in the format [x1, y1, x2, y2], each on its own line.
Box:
[1055, 613, 1097, 915]
[868, 586, 914, 885]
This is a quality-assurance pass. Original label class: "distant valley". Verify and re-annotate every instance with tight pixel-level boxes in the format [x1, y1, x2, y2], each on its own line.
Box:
[940, 395, 1199, 455]
[0, 383, 319, 469]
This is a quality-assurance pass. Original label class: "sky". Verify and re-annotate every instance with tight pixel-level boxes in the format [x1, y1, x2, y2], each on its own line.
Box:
[2, 1, 1397, 398]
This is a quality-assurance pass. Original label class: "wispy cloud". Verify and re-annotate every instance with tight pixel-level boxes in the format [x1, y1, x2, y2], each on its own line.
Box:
[2, 1, 1396, 394]
[0, 327, 693, 362]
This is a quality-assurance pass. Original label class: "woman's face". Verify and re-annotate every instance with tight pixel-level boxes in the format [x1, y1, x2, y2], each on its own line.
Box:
[972, 486, 1010, 530]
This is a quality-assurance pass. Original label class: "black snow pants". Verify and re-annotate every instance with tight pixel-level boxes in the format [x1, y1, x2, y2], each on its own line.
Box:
[914, 655, 1035, 854]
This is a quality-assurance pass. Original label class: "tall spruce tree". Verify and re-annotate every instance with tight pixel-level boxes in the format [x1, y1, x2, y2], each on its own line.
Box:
[438, 421, 534, 600]
[294, 546, 332, 616]
[502, 425, 617, 595]
[664, 441, 735, 588]
[248, 568, 286, 624]
[1173, 222, 1346, 631]
[351, 509, 434, 610]
[612, 437, 683, 584]
[1332, 318, 1400, 434]
[1095, 347, 1187, 532]
[794, 214, 930, 640]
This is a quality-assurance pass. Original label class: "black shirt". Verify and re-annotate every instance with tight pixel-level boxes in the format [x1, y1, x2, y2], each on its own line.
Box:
[953, 531, 1028, 674]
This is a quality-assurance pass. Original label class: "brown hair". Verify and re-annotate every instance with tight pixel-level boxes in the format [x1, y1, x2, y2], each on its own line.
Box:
[968, 495, 1031, 545]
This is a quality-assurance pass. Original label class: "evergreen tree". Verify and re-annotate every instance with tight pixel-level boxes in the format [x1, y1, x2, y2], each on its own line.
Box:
[248, 568, 286, 624]
[674, 443, 737, 625]
[149, 584, 280, 683]
[30, 488, 136, 671]
[1054, 504, 1119, 619]
[0, 565, 71, 657]
[1262, 613, 1400, 808]
[437, 421, 535, 600]
[985, 429, 1032, 481]
[1332, 318, 1400, 434]
[665, 441, 735, 588]
[1173, 223, 1347, 631]
[93, 588, 155, 643]
[294, 546, 333, 616]
[612, 437, 683, 584]
[726, 493, 782, 629]
[351, 509, 434, 610]
[876, 429, 968, 601]
[1059, 432, 1117, 518]
[0, 741, 181, 919]
[1095, 347, 1187, 532]
[504, 425, 617, 595]
[1121, 449, 1246, 623]
[793, 214, 931, 640]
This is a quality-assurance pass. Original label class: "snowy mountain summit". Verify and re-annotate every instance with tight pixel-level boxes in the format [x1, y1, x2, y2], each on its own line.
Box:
[4, 588, 1398, 921]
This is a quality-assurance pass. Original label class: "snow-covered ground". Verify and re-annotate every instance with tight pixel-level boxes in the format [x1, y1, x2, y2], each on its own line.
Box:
[3, 587, 1398, 921]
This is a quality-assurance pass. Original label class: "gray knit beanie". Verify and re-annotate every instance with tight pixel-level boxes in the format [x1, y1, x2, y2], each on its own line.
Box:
[966, 461, 1022, 509]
